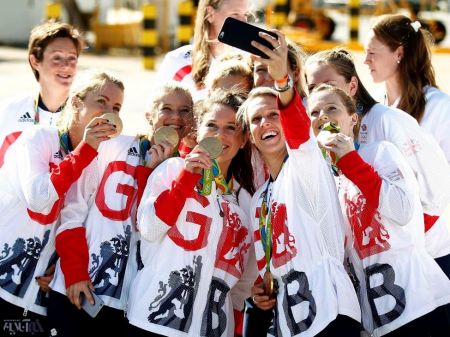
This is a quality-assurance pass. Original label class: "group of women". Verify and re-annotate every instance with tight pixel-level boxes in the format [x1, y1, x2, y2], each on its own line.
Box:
[0, 1, 449, 337]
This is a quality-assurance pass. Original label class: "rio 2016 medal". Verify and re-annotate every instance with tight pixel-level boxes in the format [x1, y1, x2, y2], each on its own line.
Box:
[101, 113, 123, 138]
[154, 126, 179, 147]
[198, 137, 222, 159]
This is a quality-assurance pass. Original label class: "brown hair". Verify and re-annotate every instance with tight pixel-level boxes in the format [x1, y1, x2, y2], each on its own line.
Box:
[196, 88, 255, 196]
[191, 0, 223, 86]
[28, 21, 84, 81]
[372, 14, 436, 122]
[57, 70, 124, 132]
[286, 38, 308, 98]
[305, 48, 376, 117]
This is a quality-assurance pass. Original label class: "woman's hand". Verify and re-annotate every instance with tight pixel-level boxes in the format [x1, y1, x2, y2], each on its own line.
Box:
[146, 141, 174, 169]
[184, 145, 212, 174]
[251, 284, 276, 311]
[83, 117, 117, 150]
[320, 132, 355, 159]
[35, 264, 55, 293]
[251, 30, 288, 83]
[66, 280, 95, 310]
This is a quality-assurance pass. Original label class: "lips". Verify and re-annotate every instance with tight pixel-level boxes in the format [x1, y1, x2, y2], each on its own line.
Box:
[261, 130, 278, 140]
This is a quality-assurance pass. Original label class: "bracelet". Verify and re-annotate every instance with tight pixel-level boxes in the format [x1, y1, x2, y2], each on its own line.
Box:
[275, 74, 289, 85]
[273, 74, 293, 92]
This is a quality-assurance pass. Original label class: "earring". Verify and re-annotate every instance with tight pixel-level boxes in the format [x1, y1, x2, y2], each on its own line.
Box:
[397, 59, 401, 64]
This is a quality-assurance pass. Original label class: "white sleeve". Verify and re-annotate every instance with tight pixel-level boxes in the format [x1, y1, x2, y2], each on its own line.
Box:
[380, 110, 450, 214]
[12, 127, 60, 214]
[137, 157, 185, 242]
[57, 163, 98, 235]
[365, 142, 417, 226]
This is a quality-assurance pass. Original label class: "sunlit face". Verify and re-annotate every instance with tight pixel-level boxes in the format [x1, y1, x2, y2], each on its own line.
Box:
[148, 90, 193, 142]
[30, 37, 78, 90]
[308, 90, 356, 137]
[253, 60, 296, 88]
[197, 103, 246, 169]
[208, 0, 250, 40]
[247, 94, 286, 157]
[364, 30, 402, 83]
[305, 62, 353, 94]
[75, 81, 124, 128]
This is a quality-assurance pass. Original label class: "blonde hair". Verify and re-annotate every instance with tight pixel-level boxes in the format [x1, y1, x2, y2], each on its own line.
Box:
[191, 0, 224, 86]
[204, 52, 253, 92]
[57, 70, 124, 131]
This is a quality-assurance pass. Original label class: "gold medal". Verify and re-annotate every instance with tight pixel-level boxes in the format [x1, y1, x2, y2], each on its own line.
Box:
[198, 137, 222, 159]
[263, 270, 278, 298]
[154, 126, 179, 147]
[101, 113, 123, 138]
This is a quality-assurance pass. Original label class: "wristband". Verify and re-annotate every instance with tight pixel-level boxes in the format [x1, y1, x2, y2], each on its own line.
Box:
[275, 74, 289, 85]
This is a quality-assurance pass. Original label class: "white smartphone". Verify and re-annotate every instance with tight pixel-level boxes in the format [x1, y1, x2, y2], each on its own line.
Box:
[81, 291, 104, 318]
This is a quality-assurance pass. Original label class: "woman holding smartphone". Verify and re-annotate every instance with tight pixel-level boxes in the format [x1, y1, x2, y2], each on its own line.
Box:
[156, 0, 252, 101]
[238, 30, 361, 337]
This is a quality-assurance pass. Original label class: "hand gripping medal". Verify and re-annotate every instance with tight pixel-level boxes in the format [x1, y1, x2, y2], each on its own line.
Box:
[197, 137, 225, 196]
[154, 126, 179, 147]
[101, 113, 123, 138]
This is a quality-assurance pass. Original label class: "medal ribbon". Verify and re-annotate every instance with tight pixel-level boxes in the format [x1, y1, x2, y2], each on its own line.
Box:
[58, 130, 73, 156]
[258, 155, 288, 272]
[259, 179, 273, 272]
[137, 135, 180, 166]
[198, 160, 233, 196]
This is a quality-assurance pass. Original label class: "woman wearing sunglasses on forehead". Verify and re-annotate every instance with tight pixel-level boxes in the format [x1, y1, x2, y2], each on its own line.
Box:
[239, 30, 361, 337]
[126, 88, 257, 337]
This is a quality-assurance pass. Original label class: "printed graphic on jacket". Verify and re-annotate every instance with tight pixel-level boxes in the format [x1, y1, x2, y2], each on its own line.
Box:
[345, 192, 391, 259]
[90, 226, 131, 298]
[148, 255, 203, 333]
[215, 201, 250, 278]
[0, 231, 50, 297]
[200, 276, 230, 337]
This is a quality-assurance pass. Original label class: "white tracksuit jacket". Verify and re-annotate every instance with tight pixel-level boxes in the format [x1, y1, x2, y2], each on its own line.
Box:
[337, 142, 450, 336]
[0, 125, 97, 315]
[359, 103, 450, 258]
[0, 93, 62, 168]
[250, 92, 361, 337]
[127, 157, 257, 337]
[50, 135, 152, 312]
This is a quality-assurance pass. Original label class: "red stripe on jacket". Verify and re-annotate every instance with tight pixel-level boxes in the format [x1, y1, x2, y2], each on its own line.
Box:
[56, 227, 90, 288]
[337, 150, 382, 209]
[154, 169, 201, 226]
[277, 89, 310, 149]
